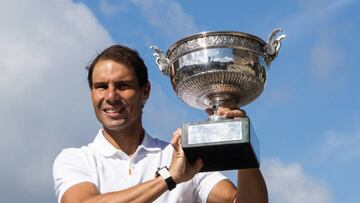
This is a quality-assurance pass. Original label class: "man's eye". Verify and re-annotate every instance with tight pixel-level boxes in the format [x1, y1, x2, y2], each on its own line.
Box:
[116, 83, 131, 90]
[94, 84, 107, 89]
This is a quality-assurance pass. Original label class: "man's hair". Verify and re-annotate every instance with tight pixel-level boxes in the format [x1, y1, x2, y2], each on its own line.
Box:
[86, 45, 149, 88]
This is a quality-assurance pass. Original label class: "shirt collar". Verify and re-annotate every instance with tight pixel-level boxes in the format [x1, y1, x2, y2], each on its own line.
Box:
[139, 130, 162, 152]
[90, 129, 162, 157]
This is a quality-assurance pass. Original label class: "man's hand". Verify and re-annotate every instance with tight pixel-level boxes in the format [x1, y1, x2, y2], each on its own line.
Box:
[206, 107, 247, 119]
[169, 128, 204, 184]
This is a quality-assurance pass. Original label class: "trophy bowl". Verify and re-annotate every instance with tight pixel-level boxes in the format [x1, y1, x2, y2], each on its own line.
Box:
[151, 29, 285, 110]
[151, 29, 285, 171]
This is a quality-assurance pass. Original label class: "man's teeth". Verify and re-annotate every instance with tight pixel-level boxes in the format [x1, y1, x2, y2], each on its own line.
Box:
[105, 109, 121, 113]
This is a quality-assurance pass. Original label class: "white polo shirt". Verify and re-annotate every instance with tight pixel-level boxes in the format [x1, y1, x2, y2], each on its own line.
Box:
[53, 130, 227, 203]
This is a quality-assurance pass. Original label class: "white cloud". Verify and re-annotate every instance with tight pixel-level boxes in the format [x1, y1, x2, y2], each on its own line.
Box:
[0, 0, 112, 202]
[263, 159, 335, 203]
[280, 0, 354, 80]
[318, 129, 360, 162]
[130, 0, 198, 38]
[283, 0, 357, 41]
[0, 0, 111, 93]
[99, 0, 127, 16]
[328, 0, 358, 11]
[298, 0, 357, 13]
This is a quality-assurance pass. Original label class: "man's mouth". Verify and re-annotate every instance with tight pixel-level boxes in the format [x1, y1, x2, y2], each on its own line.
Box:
[103, 106, 124, 114]
[104, 108, 120, 113]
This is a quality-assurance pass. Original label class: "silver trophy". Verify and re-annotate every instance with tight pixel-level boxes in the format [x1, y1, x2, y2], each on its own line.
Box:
[151, 29, 285, 171]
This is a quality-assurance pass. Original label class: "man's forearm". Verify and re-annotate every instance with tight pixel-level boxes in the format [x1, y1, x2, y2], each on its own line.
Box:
[235, 168, 268, 203]
[80, 177, 168, 203]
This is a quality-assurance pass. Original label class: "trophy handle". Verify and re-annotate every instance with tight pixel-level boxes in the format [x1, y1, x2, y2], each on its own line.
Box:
[150, 45, 170, 76]
[264, 28, 286, 65]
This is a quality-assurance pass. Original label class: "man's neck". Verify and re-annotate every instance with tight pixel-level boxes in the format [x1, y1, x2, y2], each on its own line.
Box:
[102, 125, 145, 157]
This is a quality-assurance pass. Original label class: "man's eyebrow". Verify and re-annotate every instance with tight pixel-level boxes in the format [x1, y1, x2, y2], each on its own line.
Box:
[93, 82, 107, 87]
[113, 80, 135, 85]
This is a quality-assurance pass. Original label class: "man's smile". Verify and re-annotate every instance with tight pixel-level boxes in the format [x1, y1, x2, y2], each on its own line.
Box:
[102, 106, 125, 117]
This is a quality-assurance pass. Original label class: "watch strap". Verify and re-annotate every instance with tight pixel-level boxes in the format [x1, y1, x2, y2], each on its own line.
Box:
[156, 166, 176, 191]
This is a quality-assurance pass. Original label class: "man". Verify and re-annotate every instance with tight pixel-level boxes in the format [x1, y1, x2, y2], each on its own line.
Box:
[53, 45, 268, 203]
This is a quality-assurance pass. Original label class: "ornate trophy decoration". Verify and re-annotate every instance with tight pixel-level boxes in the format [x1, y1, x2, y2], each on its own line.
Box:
[151, 29, 285, 171]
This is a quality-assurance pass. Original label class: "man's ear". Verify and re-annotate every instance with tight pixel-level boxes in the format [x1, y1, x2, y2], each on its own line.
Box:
[143, 81, 151, 100]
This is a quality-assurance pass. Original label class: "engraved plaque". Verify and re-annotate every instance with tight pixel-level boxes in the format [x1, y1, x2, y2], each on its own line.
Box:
[187, 121, 242, 145]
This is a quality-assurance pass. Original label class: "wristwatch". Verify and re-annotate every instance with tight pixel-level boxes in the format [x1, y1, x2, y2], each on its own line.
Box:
[155, 166, 176, 191]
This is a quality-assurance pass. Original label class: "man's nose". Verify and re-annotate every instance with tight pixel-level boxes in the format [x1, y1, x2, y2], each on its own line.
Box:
[105, 86, 119, 101]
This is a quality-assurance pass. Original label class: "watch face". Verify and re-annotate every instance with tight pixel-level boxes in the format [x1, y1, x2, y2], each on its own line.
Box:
[155, 166, 167, 177]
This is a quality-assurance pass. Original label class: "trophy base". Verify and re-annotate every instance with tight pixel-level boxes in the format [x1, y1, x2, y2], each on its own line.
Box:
[181, 117, 259, 172]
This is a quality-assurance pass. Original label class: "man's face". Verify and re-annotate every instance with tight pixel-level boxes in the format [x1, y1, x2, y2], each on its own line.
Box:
[91, 59, 149, 132]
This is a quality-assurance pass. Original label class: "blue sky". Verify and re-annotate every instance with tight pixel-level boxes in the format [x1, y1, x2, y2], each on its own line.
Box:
[0, 0, 359, 202]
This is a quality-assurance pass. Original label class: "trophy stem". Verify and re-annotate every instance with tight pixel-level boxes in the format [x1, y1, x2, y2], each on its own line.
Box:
[207, 104, 229, 122]
[208, 112, 227, 122]
[207, 94, 238, 122]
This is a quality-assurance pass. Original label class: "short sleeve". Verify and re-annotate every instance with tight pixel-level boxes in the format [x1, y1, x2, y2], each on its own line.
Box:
[193, 172, 228, 203]
[53, 148, 97, 203]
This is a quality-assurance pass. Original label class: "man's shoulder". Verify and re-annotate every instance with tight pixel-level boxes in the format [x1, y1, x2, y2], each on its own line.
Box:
[145, 133, 170, 148]
[53, 145, 93, 165]
[58, 145, 92, 156]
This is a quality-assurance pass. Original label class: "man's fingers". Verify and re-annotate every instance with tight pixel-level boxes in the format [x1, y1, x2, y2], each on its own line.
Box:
[171, 128, 182, 152]
[211, 107, 247, 118]
[223, 109, 247, 118]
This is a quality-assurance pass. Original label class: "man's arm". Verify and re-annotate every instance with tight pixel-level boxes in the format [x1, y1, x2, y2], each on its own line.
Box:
[61, 177, 168, 203]
[59, 131, 203, 203]
[206, 107, 268, 203]
[207, 169, 268, 203]
[234, 168, 268, 203]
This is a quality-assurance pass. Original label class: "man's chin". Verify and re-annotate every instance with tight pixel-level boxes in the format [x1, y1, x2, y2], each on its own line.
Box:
[99, 116, 141, 133]
[101, 120, 127, 131]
